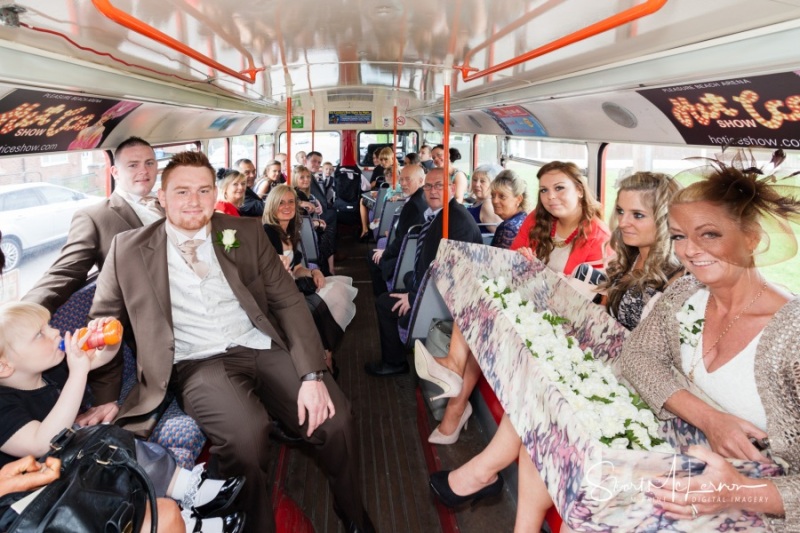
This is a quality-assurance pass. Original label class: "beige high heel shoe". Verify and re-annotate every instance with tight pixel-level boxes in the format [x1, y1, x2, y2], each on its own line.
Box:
[414, 340, 463, 401]
[428, 403, 473, 445]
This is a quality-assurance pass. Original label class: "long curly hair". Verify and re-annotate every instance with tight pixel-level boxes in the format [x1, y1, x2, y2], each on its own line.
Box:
[672, 149, 800, 266]
[262, 184, 300, 247]
[601, 172, 683, 318]
[529, 161, 602, 265]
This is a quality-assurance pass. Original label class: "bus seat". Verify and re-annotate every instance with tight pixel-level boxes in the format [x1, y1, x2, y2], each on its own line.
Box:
[49, 281, 206, 469]
[398, 264, 452, 347]
[388, 224, 420, 292]
[300, 216, 320, 265]
[376, 211, 402, 251]
[369, 183, 391, 224]
[475, 222, 497, 245]
[374, 199, 404, 241]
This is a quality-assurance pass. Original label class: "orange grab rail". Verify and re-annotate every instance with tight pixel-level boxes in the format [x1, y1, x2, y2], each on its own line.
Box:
[91, 0, 259, 84]
[456, 0, 668, 82]
[442, 82, 451, 240]
[286, 95, 292, 185]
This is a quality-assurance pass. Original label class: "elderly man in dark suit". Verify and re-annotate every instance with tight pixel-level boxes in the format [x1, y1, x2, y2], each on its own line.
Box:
[368, 163, 427, 295]
[365, 168, 483, 376]
[234, 158, 265, 218]
[90, 151, 373, 533]
[23, 136, 162, 416]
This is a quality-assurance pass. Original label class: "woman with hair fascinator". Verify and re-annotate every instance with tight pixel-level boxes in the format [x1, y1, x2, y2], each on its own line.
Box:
[621, 148, 800, 527]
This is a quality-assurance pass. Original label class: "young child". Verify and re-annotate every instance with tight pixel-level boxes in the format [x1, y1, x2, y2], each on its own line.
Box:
[0, 302, 245, 533]
[320, 161, 336, 206]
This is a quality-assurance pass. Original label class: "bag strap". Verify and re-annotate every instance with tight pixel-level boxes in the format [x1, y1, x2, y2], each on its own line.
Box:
[93, 442, 159, 533]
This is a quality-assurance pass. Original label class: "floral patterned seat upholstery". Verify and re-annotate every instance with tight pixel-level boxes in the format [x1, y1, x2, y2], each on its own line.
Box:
[49, 281, 206, 468]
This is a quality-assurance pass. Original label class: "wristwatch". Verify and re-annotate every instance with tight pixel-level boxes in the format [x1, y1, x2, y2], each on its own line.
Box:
[301, 370, 325, 382]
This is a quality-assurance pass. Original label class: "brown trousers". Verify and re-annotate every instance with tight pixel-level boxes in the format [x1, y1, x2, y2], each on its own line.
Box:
[173, 346, 363, 533]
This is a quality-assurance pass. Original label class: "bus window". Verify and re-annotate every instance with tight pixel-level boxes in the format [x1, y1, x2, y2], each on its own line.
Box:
[602, 144, 715, 220]
[231, 135, 256, 166]
[475, 134, 499, 168]
[208, 138, 229, 170]
[153, 142, 199, 173]
[419, 133, 472, 173]
[0, 150, 110, 301]
[603, 143, 800, 293]
[257, 134, 275, 168]
[279, 132, 341, 166]
[506, 139, 589, 201]
[357, 131, 418, 166]
[451, 134, 473, 175]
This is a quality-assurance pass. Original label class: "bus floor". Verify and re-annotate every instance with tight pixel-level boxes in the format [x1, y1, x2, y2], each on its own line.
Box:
[266, 234, 517, 532]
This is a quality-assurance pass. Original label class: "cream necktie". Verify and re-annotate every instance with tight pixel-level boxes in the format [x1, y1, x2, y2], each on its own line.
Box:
[177, 239, 209, 279]
[138, 195, 163, 216]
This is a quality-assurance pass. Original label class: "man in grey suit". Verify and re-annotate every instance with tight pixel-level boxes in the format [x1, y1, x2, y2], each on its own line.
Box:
[23, 136, 162, 415]
[90, 151, 372, 533]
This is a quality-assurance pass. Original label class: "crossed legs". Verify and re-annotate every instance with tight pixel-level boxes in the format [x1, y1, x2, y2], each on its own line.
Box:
[421, 322, 482, 437]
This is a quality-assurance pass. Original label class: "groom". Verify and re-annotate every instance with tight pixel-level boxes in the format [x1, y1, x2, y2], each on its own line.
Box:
[90, 151, 372, 533]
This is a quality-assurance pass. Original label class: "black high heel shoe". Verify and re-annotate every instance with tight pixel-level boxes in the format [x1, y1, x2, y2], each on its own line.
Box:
[429, 470, 503, 508]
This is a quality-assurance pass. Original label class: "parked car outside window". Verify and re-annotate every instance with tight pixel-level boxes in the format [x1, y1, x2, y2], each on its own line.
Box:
[0, 183, 104, 270]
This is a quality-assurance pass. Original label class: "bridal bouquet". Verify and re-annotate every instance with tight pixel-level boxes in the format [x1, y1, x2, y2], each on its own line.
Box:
[483, 277, 670, 452]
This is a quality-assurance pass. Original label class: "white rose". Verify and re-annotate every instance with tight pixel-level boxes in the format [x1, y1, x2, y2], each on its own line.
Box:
[637, 409, 656, 427]
[221, 229, 237, 247]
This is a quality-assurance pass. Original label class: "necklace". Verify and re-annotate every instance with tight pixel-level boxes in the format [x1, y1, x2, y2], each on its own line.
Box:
[551, 220, 579, 249]
[688, 279, 768, 381]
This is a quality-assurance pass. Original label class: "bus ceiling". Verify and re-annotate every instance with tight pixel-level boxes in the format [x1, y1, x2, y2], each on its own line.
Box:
[0, 1, 799, 149]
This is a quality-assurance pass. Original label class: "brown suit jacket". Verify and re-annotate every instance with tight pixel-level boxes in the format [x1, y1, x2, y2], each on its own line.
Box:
[89, 213, 326, 436]
[24, 193, 146, 404]
[23, 193, 144, 313]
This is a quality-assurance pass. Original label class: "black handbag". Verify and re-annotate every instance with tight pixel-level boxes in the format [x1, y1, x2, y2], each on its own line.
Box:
[0, 425, 158, 533]
[295, 276, 318, 296]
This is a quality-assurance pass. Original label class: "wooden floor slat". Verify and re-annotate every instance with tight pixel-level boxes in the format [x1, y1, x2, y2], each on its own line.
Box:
[271, 234, 516, 532]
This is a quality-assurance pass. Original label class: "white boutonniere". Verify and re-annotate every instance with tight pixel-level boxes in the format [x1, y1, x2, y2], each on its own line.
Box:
[215, 229, 240, 253]
[676, 303, 704, 347]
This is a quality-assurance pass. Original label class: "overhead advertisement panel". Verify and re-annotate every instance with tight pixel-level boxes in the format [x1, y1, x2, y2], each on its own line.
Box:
[0, 89, 141, 155]
[483, 105, 548, 136]
[328, 111, 372, 125]
[638, 72, 800, 150]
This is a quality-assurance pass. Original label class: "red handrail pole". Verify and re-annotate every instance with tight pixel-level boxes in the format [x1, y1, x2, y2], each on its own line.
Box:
[286, 95, 292, 186]
[442, 69, 451, 240]
[457, 0, 668, 82]
[311, 108, 316, 152]
[392, 101, 398, 189]
[91, 0, 257, 83]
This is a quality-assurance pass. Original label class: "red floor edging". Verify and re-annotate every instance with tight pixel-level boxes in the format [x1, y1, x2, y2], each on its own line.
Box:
[415, 387, 462, 533]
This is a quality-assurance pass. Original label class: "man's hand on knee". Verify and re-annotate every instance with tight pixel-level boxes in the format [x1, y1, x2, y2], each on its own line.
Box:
[297, 381, 336, 437]
[74, 401, 120, 426]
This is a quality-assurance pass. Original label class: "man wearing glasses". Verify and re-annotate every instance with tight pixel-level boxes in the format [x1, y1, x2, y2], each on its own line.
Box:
[365, 168, 483, 376]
